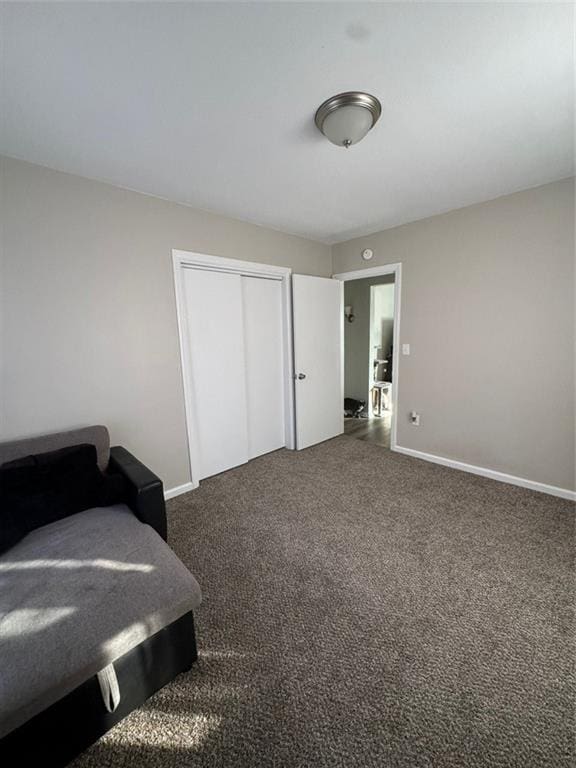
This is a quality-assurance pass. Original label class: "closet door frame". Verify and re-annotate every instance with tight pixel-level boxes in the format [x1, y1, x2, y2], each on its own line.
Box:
[172, 249, 295, 490]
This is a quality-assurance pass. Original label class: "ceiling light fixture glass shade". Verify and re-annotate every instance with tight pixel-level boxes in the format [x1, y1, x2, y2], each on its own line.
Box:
[315, 92, 381, 148]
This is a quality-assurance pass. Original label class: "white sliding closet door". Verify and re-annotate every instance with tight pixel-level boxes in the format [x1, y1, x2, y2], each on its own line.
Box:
[242, 276, 285, 459]
[182, 268, 248, 480]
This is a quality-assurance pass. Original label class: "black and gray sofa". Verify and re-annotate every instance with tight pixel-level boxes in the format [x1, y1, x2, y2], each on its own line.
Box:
[0, 425, 201, 767]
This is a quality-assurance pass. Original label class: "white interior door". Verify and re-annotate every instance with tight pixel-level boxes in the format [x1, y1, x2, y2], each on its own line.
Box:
[292, 275, 343, 449]
[242, 276, 285, 459]
[182, 268, 248, 479]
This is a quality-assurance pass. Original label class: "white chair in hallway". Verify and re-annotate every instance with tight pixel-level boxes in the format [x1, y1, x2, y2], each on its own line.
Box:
[372, 381, 392, 416]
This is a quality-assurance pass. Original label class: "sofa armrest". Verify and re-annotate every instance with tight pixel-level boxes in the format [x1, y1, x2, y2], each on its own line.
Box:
[108, 446, 167, 541]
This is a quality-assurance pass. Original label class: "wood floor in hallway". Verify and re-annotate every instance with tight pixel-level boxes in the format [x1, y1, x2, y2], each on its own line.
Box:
[343, 412, 391, 449]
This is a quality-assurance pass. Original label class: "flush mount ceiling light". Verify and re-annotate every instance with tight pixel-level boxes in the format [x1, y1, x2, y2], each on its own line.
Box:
[315, 91, 381, 148]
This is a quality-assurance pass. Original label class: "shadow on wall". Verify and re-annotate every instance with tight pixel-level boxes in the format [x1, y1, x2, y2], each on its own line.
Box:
[375, 315, 394, 360]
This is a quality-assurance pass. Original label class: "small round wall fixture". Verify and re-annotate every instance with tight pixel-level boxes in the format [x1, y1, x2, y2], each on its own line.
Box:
[362, 248, 374, 261]
[315, 91, 381, 148]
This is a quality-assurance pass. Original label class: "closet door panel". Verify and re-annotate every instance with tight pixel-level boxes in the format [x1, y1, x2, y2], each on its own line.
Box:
[242, 276, 285, 459]
[183, 269, 248, 479]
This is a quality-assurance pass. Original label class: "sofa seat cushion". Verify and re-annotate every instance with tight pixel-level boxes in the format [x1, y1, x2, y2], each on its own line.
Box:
[0, 506, 201, 738]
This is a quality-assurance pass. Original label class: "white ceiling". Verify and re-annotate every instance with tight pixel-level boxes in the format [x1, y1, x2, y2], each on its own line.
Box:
[1, 2, 573, 244]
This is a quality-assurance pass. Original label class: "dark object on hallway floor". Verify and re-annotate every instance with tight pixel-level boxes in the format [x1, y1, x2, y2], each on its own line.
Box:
[343, 397, 366, 417]
[0, 426, 201, 768]
[70, 436, 574, 768]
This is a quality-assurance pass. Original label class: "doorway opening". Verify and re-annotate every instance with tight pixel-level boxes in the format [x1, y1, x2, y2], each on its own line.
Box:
[335, 264, 401, 450]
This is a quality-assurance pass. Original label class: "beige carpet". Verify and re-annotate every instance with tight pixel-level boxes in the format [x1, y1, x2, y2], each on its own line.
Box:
[71, 436, 575, 767]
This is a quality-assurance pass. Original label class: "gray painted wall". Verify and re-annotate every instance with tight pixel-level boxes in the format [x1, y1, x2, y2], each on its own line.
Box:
[2, 158, 573, 494]
[344, 276, 394, 403]
[0, 156, 331, 489]
[333, 178, 575, 492]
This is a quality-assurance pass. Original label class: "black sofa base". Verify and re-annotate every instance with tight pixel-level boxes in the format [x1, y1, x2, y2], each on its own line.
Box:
[0, 611, 198, 768]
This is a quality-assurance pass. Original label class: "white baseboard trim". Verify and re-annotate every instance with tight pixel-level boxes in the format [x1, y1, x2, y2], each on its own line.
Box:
[393, 445, 576, 502]
[164, 481, 196, 500]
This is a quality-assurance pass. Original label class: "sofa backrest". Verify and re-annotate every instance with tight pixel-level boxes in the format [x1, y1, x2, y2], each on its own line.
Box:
[0, 425, 110, 470]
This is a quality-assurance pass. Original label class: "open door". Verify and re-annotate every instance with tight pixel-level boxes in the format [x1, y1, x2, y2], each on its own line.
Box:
[292, 275, 343, 449]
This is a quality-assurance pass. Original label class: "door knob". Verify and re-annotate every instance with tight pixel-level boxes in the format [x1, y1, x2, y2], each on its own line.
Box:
[295, 373, 306, 380]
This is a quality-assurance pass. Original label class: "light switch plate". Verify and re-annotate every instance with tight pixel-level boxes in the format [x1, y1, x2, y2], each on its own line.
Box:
[402, 343, 410, 355]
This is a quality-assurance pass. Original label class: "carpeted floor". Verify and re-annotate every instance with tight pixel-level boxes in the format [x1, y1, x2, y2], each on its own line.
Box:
[71, 436, 575, 768]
